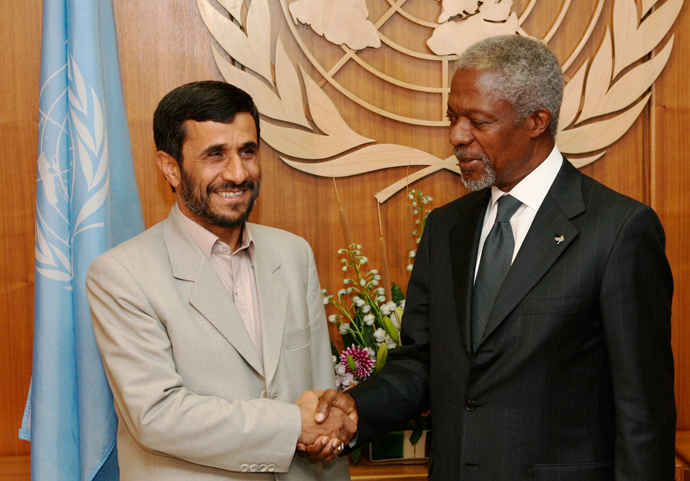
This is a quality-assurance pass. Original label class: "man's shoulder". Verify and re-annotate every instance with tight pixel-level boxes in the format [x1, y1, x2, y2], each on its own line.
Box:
[91, 220, 168, 268]
[577, 168, 650, 213]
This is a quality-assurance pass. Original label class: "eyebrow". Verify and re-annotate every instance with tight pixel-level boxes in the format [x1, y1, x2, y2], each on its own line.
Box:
[200, 141, 259, 156]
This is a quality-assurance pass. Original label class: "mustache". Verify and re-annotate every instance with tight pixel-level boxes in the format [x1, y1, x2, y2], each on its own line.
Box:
[454, 146, 489, 162]
[207, 178, 259, 195]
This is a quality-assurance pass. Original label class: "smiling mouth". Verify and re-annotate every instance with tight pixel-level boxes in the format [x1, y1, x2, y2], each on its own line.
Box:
[215, 190, 245, 199]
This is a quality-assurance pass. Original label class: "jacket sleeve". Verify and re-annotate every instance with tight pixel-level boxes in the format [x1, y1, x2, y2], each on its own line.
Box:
[599, 204, 676, 480]
[86, 254, 302, 473]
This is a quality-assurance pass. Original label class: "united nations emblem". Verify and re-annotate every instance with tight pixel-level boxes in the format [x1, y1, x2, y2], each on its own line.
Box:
[197, 0, 683, 202]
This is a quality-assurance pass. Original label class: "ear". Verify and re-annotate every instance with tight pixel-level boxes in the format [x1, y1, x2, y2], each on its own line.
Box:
[526, 109, 552, 139]
[156, 151, 181, 190]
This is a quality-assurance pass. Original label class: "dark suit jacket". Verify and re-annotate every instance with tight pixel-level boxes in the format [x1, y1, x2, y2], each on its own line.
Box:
[349, 160, 675, 480]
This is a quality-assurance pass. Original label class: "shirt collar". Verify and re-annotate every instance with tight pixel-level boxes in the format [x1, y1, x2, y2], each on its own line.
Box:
[490, 145, 563, 212]
[174, 202, 255, 265]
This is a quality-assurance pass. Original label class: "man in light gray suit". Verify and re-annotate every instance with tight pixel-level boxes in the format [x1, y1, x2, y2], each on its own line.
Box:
[86, 81, 352, 480]
[314, 35, 676, 480]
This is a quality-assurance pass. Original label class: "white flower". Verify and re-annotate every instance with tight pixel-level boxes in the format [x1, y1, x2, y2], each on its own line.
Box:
[321, 289, 327, 295]
[389, 313, 398, 327]
[386, 301, 397, 310]
[337, 372, 354, 389]
[363, 313, 375, 325]
[373, 274, 381, 280]
[328, 314, 338, 323]
[413, 209, 419, 215]
[339, 323, 350, 335]
[377, 287, 385, 295]
[360, 279, 366, 287]
[337, 248, 347, 254]
[342, 266, 348, 272]
[380, 305, 391, 316]
[367, 348, 376, 357]
[359, 257, 368, 265]
[374, 328, 387, 343]
[341, 258, 347, 263]
[415, 219, 421, 225]
[346, 287, 354, 294]
[335, 363, 346, 375]
[377, 296, 386, 303]
[361, 304, 371, 314]
[407, 264, 414, 272]
[332, 355, 338, 364]
[408, 193, 414, 200]
[338, 289, 347, 298]
[412, 200, 418, 207]
[370, 269, 379, 275]
[409, 250, 416, 259]
[422, 197, 429, 204]
[343, 278, 352, 284]
[322, 297, 330, 305]
[372, 280, 379, 286]
[353, 296, 365, 307]
[385, 335, 397, 349]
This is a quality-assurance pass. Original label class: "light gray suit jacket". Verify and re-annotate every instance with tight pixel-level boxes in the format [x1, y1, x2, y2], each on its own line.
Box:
[86, 209, 350, 480]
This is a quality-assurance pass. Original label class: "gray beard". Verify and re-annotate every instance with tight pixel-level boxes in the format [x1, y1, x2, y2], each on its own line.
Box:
[455, 148, 496, 191]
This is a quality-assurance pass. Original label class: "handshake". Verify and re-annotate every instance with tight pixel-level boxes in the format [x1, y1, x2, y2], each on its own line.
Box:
[295, 389, 358, 462]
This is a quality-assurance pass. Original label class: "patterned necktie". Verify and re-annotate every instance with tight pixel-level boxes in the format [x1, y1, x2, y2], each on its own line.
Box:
[471, 194, 522, 352]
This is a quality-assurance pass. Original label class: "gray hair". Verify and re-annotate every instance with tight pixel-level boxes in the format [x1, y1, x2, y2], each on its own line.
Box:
[456, 35, 564, 137]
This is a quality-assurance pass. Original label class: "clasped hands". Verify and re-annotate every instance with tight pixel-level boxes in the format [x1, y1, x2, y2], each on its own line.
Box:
[295, 389, 358, 462]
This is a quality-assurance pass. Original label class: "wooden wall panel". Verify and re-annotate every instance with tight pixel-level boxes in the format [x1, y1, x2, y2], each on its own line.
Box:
[0, 0, 42, 457]
[652, 4, 690, 430]
[0, 0, 688, 458]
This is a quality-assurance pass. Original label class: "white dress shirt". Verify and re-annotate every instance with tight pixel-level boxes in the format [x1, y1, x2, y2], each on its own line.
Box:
[175, 203, 264, 363]
[474, 146, 564, 279]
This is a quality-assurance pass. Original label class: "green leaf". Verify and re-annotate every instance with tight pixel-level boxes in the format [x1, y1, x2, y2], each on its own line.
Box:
[349, 446, 363, 463]
[375, 343, 388, 373]
[409, 415, 424, 445]
[391, 283, 405, 304]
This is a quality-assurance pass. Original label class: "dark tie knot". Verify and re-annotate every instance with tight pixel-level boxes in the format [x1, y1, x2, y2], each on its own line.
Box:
[495, 195, 522, 223]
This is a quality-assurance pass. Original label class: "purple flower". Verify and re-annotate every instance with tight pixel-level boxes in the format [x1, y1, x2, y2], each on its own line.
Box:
[340, 345, 375, 380]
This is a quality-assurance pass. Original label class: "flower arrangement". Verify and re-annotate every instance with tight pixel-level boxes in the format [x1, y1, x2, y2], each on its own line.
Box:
[322, 189, 434, 460]
[322, 244, 405, 390]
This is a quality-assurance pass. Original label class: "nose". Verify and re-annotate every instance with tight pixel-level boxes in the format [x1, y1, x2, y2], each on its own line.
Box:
[221, 154, 248, 185]
[449, 119, 472, 147]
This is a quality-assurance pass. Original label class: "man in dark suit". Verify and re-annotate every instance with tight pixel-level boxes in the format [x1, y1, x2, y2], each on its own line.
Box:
[310, 35, 676, 480]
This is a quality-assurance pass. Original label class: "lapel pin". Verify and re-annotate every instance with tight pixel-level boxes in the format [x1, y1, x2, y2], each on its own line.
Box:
[554, 235, 564, 245]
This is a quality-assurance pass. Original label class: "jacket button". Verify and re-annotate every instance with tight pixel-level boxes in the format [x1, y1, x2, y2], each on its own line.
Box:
[465, 400, 476, 411]
[249, 464, 259, 472]
[240, 464, 250, 472]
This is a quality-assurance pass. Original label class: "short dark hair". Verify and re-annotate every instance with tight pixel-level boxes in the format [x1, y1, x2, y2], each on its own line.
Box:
[153, 81, 260, 163]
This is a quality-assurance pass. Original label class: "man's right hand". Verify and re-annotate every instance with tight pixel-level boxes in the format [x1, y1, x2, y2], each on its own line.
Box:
[295, 390, 357, 448]
[295, 389, 359, 462]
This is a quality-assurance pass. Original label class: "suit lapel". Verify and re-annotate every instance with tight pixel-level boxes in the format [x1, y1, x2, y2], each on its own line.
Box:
[450, 190, 490, 352]
[249, 225, 289, 389]
[478, 159, 586, 348]
[163, 210, 264, 376]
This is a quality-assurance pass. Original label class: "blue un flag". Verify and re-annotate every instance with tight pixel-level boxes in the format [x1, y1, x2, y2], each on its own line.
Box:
[19, 0, 144, 479]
